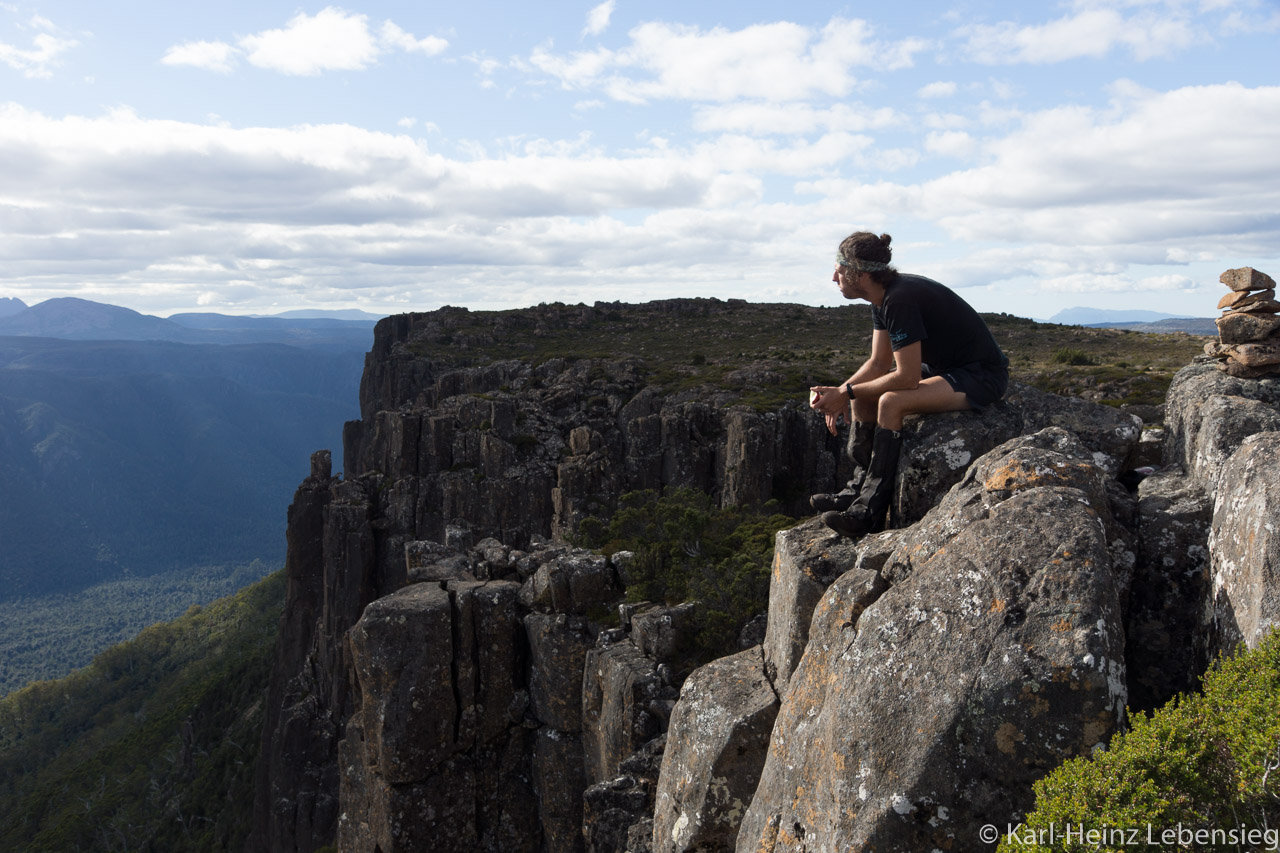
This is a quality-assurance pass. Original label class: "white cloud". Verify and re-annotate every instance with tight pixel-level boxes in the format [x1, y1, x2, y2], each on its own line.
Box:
[0, 101, 894, 312]
[2, 80, 1276, 316]
[919, 83, 1280, 247]
[1036, 272, 1196, 293]
[239, 8, 381, 75]
[918, 81, 957, 99]
[379, 21, 448, 56]
[162, 40, 237, 73]
[957, 6, 1195, 64]
[583, 0, 616, 37]
[922, 112, 968, 130]
[162, 8, 448, 76]
[0, 25, 76, 78]
[924, 130, 975, 158]
[532, 16, 929, 103]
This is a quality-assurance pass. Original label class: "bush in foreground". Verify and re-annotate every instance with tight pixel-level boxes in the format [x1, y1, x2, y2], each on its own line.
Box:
[999, 630, 1280, 853]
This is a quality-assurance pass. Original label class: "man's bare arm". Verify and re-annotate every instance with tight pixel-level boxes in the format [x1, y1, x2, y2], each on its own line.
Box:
[847, 340, 923, 399]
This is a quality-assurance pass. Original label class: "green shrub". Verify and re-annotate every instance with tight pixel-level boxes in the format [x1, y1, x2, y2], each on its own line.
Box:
[572, 488, 796, 664]
[999, 630, 1280, 853]
[1051, 347, 1098, 366]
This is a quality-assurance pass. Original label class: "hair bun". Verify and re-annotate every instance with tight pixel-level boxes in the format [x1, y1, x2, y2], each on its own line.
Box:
[878, 233, 892, 248]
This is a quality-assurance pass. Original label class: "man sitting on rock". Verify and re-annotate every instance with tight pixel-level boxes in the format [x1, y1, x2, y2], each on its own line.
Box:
[809, 231, 1009, 538]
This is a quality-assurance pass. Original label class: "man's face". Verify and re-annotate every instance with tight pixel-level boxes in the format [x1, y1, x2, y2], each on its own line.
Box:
[834, 265, 863, 300]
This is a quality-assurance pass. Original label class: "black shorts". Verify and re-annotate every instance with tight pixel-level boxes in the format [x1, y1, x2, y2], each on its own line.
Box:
[922, 358, 1009, 408]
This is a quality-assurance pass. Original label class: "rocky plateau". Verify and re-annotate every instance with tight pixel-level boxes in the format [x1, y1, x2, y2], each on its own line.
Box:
[247, 300, 1280, 852]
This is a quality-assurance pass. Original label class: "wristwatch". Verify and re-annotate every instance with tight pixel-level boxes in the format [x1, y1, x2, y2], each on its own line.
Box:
[844, 382, 856, 400]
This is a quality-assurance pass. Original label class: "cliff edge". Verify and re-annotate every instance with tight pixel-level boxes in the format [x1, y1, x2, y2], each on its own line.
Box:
[248, 300, 1278, 853]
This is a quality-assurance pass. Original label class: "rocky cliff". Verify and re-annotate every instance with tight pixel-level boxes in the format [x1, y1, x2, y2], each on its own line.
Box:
[249, 300, 1278, 853]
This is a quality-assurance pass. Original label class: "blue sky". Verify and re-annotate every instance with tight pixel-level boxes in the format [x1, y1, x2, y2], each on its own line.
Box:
[1, 0, 1277, 320]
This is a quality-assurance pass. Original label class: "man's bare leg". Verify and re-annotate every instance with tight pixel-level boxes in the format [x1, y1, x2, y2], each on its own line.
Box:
[823, 376, 970, 538]
[871, 376, 969, 431]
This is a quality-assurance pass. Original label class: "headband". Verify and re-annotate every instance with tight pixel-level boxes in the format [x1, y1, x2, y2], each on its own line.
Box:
[836, 251, 891, 272]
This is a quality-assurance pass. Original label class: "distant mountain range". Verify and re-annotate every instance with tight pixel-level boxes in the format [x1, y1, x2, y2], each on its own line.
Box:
[250, 308, 385, 321]
[1084, 317, 1218, 335]
[1048, 306, 1216, 335]
[1049, 307, 1193, 325]
[0, 297, 383, 347]
[0, 296, 376, 603]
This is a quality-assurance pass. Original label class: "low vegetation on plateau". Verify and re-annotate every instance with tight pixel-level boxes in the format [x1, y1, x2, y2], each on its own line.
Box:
[407, 299, 1206, 411]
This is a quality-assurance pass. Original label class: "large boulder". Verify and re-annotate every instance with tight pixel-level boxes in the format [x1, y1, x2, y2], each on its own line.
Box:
[1005, 382, 1143, 475]
[651, 646, 780, 853]
[1183, 395, 1280, 494]
[738, 430, 1128, 853]
[583, 737, 666, 853]
[521, 551, 623, 615]
[1206, 432, 1280, 657]
[1163, 362, 1280, 482]
[892, 401, 1023, 527]
[525, 613, 595, 732]
[887, 383, 1141, 531]
[762, 519, 869, 691]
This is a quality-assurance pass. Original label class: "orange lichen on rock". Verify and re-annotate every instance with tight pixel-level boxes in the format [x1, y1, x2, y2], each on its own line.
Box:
[982, 458, 1092, 493]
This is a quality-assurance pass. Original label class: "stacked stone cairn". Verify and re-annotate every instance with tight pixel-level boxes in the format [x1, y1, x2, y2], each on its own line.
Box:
[1205, 266, 1280, 378]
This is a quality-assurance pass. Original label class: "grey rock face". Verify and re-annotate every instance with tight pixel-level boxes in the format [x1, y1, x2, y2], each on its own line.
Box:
[1126, 469, 1212, 712]
[1207, 432, 1280, 656]
[762, 519, 885, 692]
[888, 383, 1141, 531]
[523, 551, 622, 615]
[338, 579, 530, 852]
[630, 601, 700, 669]
[1185, 395, 1280, 493]
[583, 736, 667, 853]
[248, 459, 363, 853]
[534, 728, 589, 853]
[652, 645, 779, 853]
[892, 400, 1023, 527]
[1162, 362, 1280, 480]
[526, 613, 595, 732]
[738, 430, 1128, 853]
[253, 304, 1200, 853]
[583, 639, 678, 786]
[1004, 382, 1143, 476]
[348, 583, 465, 785]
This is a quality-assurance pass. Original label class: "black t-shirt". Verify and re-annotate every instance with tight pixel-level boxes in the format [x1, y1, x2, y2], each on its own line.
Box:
[871, 274, 1005, 370]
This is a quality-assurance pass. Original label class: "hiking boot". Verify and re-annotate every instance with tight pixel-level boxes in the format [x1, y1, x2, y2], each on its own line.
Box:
[847, 418, 875, 472]
[809, 420, 877, 512]
[809, 489, 855, 512]
[821, 506, 876, 538]
[823, 429, 902, 539]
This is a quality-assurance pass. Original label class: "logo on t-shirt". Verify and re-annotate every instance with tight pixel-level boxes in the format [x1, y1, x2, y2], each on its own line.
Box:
[890, 329, 911, 346]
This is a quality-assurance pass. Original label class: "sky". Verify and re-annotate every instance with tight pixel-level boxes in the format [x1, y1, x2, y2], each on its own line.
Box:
[0, 0, 1277, 321]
